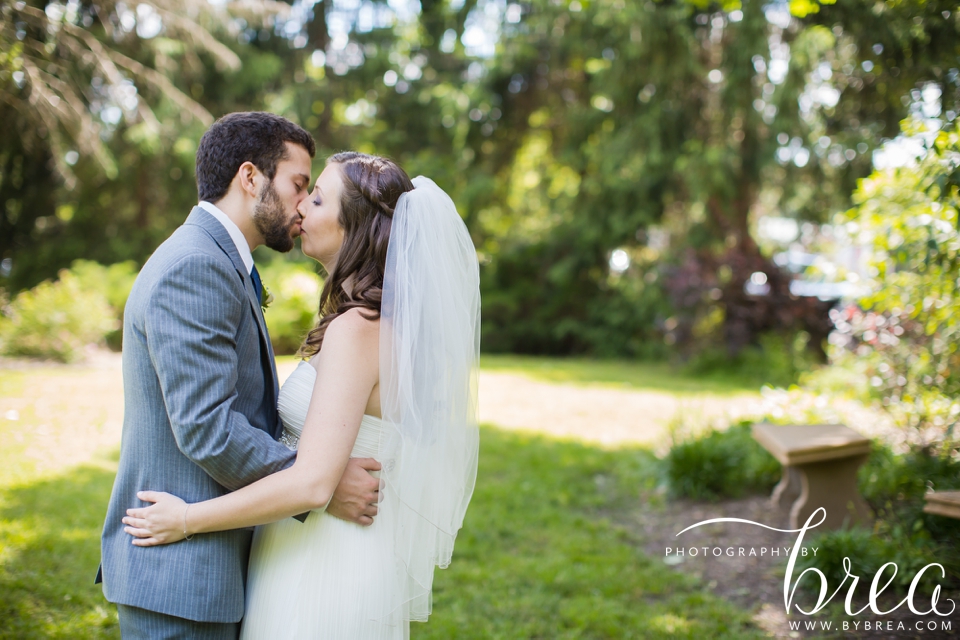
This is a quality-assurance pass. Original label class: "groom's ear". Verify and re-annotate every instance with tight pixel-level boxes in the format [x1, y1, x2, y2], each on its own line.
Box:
[235, 161, 263, 200]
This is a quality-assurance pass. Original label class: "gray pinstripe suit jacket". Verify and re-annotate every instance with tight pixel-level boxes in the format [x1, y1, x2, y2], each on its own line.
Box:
[99, 206, 297, 623]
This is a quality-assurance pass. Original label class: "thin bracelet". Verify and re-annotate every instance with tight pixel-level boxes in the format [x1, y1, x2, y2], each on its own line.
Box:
[183, 504, 194, 541]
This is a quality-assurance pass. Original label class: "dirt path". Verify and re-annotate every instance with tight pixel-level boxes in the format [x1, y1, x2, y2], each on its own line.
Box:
[474, 370, 758, 448]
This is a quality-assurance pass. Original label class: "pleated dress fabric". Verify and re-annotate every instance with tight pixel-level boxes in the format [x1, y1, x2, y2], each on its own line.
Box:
[240, 362, 407, 640]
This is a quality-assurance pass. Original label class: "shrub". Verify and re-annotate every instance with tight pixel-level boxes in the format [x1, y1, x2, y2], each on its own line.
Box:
[665, 421, 780, 501]
[793, 443, 960, 595]
[860, 443, 960, 556]
[65, 260, 137, 349]
[66, 260, 138, 312]
[791, 527, 932, 593]
[479, 239, 672, 358]
[832, 120, 960, 453]
[0, 271, 116, 362]
[684, 332, 819, 388]
[258, 260, 323, 355]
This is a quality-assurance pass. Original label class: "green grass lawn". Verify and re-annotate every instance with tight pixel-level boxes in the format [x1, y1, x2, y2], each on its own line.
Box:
[479, 354, 764, 396]
[0, 458, 119, 638]
[421, 428, 764, 639]
[0, 365, 766, 639]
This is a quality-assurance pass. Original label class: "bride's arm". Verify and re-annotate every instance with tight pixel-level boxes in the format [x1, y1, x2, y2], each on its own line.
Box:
[122, 309, 379, 545]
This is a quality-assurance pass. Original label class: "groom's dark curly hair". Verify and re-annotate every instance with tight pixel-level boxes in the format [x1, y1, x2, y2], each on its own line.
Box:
[195, 112, 316, 203]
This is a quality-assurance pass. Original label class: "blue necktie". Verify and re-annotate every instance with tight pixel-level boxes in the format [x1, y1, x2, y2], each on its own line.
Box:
[251, 265, 263, 305]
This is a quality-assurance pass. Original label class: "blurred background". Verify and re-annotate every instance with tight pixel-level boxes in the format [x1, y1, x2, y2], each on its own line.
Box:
[0, 0, 956, 376]
[1, 0, 959, 637]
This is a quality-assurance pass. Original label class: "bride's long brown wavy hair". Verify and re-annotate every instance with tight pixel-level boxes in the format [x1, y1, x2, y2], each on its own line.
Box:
[298, 152, 414, 357]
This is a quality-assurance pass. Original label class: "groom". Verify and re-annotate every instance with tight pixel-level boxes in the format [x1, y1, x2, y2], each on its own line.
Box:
[99, 112, 381, 638]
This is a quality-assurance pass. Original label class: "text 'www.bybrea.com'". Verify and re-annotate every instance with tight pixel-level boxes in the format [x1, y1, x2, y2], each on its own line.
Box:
[788, 619, 953, 634]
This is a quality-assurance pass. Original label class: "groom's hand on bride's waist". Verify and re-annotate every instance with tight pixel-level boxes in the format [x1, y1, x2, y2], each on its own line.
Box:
[326, 457, 382, 526]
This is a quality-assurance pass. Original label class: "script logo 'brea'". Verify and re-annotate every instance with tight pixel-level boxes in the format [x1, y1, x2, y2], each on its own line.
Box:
[673, 508, 956, 618]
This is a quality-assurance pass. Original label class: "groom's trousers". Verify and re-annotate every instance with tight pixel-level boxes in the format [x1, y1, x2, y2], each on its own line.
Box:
[117, 604, 240, 639]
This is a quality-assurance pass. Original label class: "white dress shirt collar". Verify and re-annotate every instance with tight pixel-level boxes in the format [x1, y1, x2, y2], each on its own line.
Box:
[198, 201, 255, 274]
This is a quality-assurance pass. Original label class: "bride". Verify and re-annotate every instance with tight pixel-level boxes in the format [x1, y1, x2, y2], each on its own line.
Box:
[122, 152, 481, 638]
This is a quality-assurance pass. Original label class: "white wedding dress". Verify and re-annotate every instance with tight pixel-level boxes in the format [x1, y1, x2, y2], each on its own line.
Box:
[240, 361, 407, 640]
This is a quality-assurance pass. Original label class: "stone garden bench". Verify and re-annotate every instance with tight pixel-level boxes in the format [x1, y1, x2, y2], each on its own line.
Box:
[923, 491, 960, 520]
[751, 423, 873, 531]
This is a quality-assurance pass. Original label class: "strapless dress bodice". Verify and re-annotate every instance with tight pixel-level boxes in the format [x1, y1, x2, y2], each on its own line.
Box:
[277, 360, 381, 458]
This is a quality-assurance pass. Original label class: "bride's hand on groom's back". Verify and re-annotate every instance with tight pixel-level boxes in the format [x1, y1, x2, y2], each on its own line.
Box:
[327, 457, 381, 526]
[122, 491, 188, 546]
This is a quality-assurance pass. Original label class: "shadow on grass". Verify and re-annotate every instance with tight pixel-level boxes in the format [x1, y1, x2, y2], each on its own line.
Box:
[1, 430, 764, 639]
[0, 456, 119, 639]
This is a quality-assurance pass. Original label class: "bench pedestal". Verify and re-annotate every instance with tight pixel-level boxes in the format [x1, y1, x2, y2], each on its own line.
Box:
[753, 424, 873, 531]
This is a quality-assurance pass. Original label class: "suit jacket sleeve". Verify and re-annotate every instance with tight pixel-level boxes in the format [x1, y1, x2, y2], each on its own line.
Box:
[144, 253, 295, 491]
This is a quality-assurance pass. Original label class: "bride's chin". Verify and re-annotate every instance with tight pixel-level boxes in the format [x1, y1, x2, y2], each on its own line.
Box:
[299, 242, 321, 262]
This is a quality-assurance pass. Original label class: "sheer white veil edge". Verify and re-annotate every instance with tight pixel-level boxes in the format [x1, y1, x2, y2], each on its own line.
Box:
[378, 176, 481, 624]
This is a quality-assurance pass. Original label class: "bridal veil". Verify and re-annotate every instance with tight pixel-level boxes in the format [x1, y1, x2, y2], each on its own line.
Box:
[377, 176, 481, 624]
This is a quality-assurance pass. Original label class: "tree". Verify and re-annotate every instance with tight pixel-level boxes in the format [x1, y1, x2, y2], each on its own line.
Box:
[0, 0, 287, 288]
[469, 0, 959, 356]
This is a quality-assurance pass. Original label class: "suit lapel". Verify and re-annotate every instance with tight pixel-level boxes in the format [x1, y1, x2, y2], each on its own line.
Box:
[185, 207, 280, 420]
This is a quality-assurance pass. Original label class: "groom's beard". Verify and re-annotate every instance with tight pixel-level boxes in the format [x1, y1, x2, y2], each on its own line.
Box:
[254, 179, 297, 252]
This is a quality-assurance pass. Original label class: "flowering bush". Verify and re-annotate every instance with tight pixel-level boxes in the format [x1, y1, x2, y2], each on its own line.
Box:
[831, 121, 960, 452]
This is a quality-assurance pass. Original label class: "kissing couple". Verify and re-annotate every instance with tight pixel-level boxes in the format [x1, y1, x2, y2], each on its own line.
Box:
[98, 111, 481, 639]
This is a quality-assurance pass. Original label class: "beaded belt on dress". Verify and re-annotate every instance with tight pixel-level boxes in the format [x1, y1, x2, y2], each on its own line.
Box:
[279, 429, 300, 450]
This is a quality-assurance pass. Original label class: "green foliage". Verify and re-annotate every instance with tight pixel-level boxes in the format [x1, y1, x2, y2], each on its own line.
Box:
[3, 0, 958, 365]
[258, 259, 323, 355]
[480, 240, 673, 357]
[66, 260, 137, 312]
[833, 121, 960, 449]
[4, 253, 322, 359]
[665, 422, 781, 501]
[859, 443, 960, 553]
[684, 332, 819, 388]
[0, 270, 115, 362]
[65, 260, 138, 350]
[792, 527, 938, 594]
[795, 443, 960, 594]
[465, 0, 953, 358]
